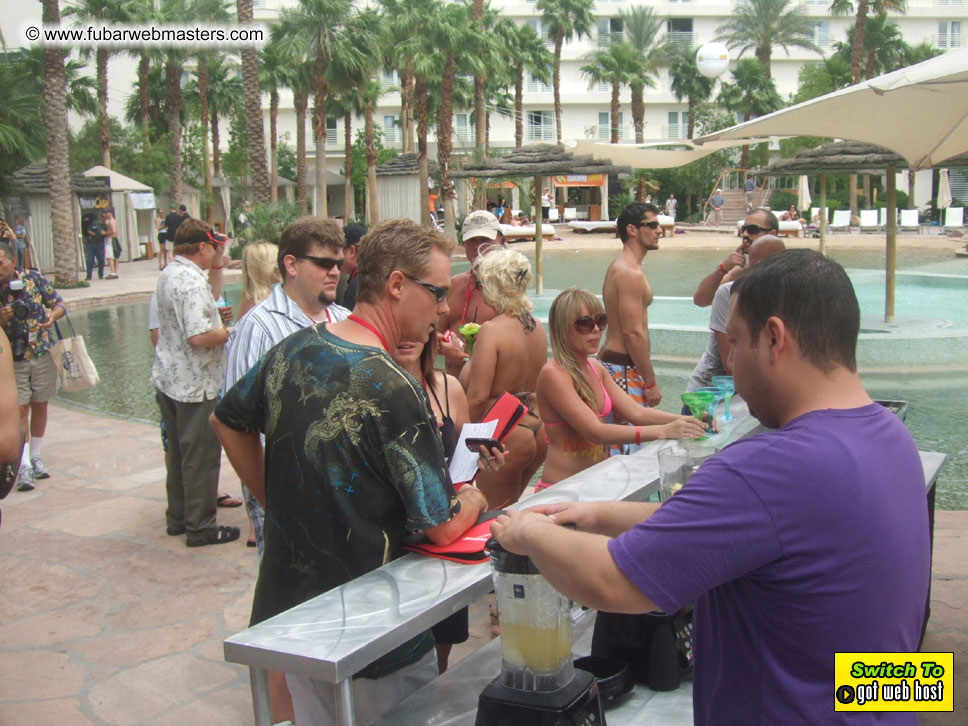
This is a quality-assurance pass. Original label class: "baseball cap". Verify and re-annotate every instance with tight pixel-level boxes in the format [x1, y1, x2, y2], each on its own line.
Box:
[461, 210, 501, 241]
[716, 188, 722, 193]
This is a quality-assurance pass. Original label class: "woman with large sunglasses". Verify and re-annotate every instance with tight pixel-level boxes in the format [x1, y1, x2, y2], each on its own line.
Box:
[460, 247, 547, 508]
[535, 288, 704, 489]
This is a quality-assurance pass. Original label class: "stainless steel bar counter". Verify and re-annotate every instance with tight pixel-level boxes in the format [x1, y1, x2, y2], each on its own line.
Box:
[223, 400, 945, 725]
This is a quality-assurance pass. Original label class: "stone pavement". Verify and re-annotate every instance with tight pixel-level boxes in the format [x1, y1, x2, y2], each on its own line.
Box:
[1, 402, 965, 725]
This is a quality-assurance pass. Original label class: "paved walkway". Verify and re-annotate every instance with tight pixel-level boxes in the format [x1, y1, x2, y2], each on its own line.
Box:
[2, 251, 963, 724]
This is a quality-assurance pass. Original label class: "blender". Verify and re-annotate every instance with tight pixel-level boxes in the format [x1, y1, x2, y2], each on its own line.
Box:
[476, 539, 605, 726]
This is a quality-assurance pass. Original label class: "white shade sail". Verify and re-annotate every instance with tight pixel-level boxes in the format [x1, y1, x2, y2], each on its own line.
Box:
[696, 48, 968, 171]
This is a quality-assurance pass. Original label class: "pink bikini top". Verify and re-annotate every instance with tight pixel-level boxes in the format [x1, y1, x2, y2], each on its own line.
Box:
[545, 361, 612, 426]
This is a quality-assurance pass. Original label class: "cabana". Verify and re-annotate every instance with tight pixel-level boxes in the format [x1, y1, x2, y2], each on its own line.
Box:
[375, 154, 449, 224]
[7, 160, 111, 273]
[82, 165, 157, 261]
[305, 168, 347, 221]
[450, 143, 631, 293]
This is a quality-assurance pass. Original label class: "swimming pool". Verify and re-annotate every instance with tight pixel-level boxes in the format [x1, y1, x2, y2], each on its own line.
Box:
[57, 247, 968, 508]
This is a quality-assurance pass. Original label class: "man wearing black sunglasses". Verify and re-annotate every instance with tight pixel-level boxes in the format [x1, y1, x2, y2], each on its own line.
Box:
[212, 219, 487, 724]
[693, 208, 778, 307]
[599, 202, 663, 449]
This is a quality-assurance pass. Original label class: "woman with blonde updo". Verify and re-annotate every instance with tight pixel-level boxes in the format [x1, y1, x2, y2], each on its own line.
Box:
[536, 288, 704, 488]
[238, 241, 281, 319]
[460, 247, 547, 507]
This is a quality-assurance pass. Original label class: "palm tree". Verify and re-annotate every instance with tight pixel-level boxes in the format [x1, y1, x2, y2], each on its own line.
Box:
[668, 44, 714, 139]
[621, 6, 667, 143]
[860, 13, 905, 79]
[430, 1, 476, 239]
[378, 0, 431, 155]
[829, 0, 907, 84]
[0, 55, 46, 188]
[537, 0, 596, 142]
[65, 0, 133, 168]
[716, 0, 819, 79]
[270, 22, 311, 209]
[238, 0, 271, 203]
[277, 0, 364, 218]
[22, 47, 98, 120]
[580, 43, 641, 143]
[41, 0, 76, 284]
[125, 61, 167, 139]
[331, 9, 383, 223]
[900, 39, 943, 68]
[717, 58, 783, 168]
[496, 20, 552, 148]
[185, 51, 232, 222]
[260, 41, 291, 203]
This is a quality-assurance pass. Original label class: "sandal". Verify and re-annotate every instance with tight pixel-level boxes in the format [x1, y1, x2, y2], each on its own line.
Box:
[186, 525, 241, 547]
[217, 493, 242, 508]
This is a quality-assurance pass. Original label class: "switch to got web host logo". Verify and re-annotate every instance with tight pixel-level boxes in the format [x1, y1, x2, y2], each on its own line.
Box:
[835, 653, 953, 712]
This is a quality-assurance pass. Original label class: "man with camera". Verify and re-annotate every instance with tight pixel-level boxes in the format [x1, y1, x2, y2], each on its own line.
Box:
[0, 241, 65, 491]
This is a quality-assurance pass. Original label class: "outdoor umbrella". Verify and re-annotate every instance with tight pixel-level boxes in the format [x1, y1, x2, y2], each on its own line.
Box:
[938, 168, 953, 210]
[695, 47, 968, 171]
[797, 175, 812, 212]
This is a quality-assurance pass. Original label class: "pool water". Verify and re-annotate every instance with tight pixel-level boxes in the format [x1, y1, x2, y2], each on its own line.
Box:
[58, 247, 968, 509]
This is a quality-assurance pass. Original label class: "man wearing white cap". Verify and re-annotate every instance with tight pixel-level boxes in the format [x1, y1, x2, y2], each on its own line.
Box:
[440, 210, 506, 376]
[706, 188, 725, 227]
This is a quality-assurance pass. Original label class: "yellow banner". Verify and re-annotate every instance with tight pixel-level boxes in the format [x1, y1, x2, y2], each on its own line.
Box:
[552, 174, 605, 187]
[834, 652, 953, 712]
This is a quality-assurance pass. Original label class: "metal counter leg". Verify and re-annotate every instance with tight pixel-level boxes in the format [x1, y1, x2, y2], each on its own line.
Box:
[334, 677, 357, 726]
[249, 666, 272, 726]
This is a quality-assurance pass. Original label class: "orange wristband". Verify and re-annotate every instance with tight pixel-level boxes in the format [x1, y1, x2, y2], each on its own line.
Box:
[644, 382, 657, 390]
[635, 426, 641, 446]
[718, 262, 727, 274]
[211, 265, 224, 270]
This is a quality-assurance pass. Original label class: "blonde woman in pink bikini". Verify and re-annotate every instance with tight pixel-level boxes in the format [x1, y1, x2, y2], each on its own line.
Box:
[535, 288, 704, 490]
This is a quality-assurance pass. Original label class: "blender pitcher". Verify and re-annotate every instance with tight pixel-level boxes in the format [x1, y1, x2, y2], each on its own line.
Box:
[488, 539, 575, 692]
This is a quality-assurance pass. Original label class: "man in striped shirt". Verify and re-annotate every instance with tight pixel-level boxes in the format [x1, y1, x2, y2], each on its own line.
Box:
[224, 216, 350, 554]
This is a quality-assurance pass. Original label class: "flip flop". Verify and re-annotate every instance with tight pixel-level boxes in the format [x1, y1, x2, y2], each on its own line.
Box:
[217, 493, 242, 508]
[186, 525, 241, 547]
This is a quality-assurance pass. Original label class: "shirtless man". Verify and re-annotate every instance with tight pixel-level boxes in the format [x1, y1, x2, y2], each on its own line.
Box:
[440, 210, 506, 377]
[692, 208, 779, 307]
[103, 210, 120, 279]
[598, 202, 662, 454]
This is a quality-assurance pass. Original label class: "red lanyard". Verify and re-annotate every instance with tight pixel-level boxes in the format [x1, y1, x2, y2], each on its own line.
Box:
[460, 274, 475, 326]
[347, 314, 390, 353]
[324, 307, 332, 323]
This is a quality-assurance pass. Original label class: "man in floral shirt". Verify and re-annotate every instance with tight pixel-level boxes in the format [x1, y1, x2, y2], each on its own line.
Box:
[151, 219, 238, 546]
[0, 241, 65, 491]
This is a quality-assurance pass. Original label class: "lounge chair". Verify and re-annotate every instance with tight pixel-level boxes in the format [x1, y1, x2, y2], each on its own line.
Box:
[858, 209, 879, 233]
[879, 208, 894, 231]
[563, 207, 578, 221]
[899, 209, 920, 232]
[828, 209, 851, 232]
[569, 220, 616, 234]
[547, 208, 560, 222]
[777, 220, 803, 237]
[944, 207, 964, 230]
[500, 223, 555, 241]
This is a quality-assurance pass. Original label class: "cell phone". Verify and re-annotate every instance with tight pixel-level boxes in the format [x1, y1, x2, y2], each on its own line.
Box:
[465, 437, 502, 453]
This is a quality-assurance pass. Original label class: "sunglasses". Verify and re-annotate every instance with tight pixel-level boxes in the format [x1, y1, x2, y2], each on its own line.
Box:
[574, 313, 608, 333]
[741, 224, 766, 235]
[293, 254, 344, 271]
[635, 220, 661, 230]
[405, 274, 449, 303]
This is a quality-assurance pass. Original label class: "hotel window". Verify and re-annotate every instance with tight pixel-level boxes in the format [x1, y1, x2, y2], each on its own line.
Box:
[598, 111, 625, 140]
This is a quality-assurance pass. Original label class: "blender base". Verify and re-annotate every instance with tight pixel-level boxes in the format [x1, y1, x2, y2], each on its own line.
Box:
[475, 668, 605, 726]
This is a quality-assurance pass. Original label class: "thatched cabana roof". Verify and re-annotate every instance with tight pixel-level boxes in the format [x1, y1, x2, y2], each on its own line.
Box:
[376, 153, 440, 177]
[751, 141, 905, 175]
[449, 143, 631, 178]
[11, 160, 111, 195]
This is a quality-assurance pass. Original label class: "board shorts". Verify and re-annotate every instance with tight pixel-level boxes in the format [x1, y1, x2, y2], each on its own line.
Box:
[599, 349, 650, 455]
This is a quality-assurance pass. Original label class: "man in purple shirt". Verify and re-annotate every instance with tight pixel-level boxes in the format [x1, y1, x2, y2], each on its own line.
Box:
[492, 249, 930, 724]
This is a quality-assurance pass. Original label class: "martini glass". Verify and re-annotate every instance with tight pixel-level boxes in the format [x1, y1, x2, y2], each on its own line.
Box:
[692, 386, 726, 431]
[680, 391, 715, 440]
[711, 376, 736, 421]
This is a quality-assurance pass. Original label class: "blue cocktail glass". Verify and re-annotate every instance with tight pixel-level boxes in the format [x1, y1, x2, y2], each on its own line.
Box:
[692, 386, 726, 431]
[711, 376, 735, 421]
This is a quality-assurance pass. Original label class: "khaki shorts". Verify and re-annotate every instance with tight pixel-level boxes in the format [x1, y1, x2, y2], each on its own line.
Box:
[15, 353, 58, 405]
